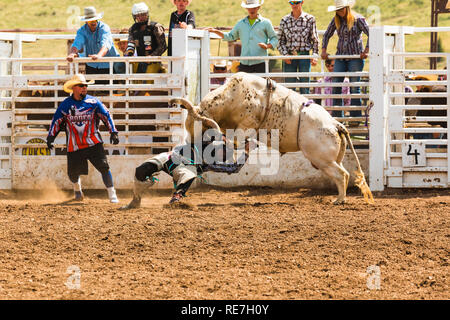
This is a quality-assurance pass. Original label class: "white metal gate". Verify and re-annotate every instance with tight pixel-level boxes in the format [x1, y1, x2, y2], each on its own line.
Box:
[386, 53, 448, 188]
[369, 26, 449, 190]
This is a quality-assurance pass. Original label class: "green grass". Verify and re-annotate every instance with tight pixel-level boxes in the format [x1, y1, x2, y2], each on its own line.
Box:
[0, 0, 448, 69]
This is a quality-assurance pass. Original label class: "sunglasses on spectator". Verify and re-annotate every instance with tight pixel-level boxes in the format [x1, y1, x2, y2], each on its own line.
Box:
[75, 84, 88, 88]
[289, 1, 303, 5]
[214, 66, 227, 71]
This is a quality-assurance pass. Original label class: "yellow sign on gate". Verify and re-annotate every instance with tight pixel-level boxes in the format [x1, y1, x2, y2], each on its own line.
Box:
[22, 138, 51, 156]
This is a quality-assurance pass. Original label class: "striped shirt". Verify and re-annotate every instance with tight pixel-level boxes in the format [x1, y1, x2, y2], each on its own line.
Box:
[48, 95, 117, 152]
[277, 12, 319, 56]
[322, 15, 370, 55]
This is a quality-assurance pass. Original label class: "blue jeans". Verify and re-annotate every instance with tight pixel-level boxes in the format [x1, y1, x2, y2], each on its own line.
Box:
[332, 58, 364, 118]
[283, 51, 311, 94]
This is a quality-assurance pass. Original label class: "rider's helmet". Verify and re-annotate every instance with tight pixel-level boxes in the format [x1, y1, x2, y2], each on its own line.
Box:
[132, 2, 149, 23]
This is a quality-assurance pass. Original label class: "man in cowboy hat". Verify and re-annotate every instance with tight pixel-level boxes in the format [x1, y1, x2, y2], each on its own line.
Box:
[46, 74, 120, 203]
[116, 29, 131, 56]
[207, 0, 278, 73]
[168, 0, 196, 56]
[211, 60, 229, 85]
[126, 2, 167, 74]
[67, 7, 120, 76]
[114, 29, 133, 74]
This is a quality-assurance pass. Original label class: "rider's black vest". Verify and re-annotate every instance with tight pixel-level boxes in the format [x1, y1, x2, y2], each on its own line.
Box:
[129, 21, 159, 56]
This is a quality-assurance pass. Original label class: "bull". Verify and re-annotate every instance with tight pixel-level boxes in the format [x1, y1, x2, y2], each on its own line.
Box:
[170, 72, 374, 204]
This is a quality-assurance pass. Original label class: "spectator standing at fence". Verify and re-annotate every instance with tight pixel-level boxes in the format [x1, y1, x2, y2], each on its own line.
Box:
[278, 0, 319, 94]
[114, 29, 133, 74]
[67, 7, 120, 76]
[126, 2, 167, 74]
[46, 74, 120, 203]
[407, 75, 447, 145]
[207, 0, 278, 74]
[314, 59, 350, 110]
[168, 0, 196, 56]
[321, 0, 369, 120]
[210, 60, 229, 86]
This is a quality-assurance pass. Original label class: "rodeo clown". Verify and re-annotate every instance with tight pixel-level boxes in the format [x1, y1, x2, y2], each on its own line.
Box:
[120, 130, 258, 209]
[46, 74, 120, 203]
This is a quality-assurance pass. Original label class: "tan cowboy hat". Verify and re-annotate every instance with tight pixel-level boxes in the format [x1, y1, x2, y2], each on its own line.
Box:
[411, 75, 438, 81]
[171, 0, 192, 5]
[241, 0, 264, 9]
[328, 0, 355, 12]
[63, 74, 95, 94]
[80, 7, 104, 22]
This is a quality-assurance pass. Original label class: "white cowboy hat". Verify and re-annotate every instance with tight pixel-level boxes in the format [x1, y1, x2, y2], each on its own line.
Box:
[63, 74, 95, 94]
[214, 60, 228, 68]
[80, 7, 104, 22]
[241, 0, 264, 9]
[115, 29, 129, 43]
[171, 0, 192, 5]
[328, 0, 355, 12]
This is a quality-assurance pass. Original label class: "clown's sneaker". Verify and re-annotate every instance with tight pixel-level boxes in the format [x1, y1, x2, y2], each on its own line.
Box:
[107, 187, 119, 204]
[74, 191, 84, 201]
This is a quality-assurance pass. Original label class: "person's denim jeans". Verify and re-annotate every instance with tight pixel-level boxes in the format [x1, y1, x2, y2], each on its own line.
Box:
[283, 51, 311, 95]
[332, 58, 364, 118]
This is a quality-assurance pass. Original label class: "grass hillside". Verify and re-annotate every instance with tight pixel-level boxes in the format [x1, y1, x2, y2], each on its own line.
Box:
[0, 0, 449, 68]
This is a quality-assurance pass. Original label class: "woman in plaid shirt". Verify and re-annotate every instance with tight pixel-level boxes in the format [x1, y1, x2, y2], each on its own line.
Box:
[321, 0, 369, 119]
[278, 0, 319, 94]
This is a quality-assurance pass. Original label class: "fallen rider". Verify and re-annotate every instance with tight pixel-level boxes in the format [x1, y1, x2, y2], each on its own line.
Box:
[120, 136, 258, 209]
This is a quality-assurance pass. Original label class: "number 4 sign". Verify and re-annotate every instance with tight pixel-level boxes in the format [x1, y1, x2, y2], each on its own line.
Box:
[402, 142, 426, 167]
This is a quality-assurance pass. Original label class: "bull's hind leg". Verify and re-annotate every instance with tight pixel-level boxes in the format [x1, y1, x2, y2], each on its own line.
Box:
[319, 162, 350, 205]
[336, 132, 349, 192]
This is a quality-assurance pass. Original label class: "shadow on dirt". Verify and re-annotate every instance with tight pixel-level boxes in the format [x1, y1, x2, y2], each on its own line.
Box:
[42, 199, 88, 207]
[0, 187, 448, 202]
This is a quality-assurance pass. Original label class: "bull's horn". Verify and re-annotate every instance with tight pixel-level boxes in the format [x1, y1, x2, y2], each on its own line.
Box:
[202, 117, 221, 131]
[170, 98, 193, 111]
[170, 98, 221, 131]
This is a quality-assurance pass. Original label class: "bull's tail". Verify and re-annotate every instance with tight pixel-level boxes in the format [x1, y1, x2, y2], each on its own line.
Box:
[337, 123, 375, 204]
[170, 98, 221, 131]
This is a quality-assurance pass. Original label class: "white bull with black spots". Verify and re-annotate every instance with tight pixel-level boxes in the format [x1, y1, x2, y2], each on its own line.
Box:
[170, 72, 373, 204]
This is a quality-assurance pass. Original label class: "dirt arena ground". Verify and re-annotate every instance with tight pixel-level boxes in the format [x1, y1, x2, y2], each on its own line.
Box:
[0, 186, 448, 300]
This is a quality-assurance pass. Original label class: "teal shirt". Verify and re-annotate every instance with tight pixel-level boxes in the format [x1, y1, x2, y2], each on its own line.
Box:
[223, 15, 278, 66]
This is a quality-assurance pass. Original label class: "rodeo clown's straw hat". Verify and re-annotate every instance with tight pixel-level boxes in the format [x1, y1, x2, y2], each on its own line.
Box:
[328, 0, 355, 12]
[63, 74, 94, 94]
[80, 7, 104, 22]
[241, 0, 264, 9]
[171, 0, 192, 5]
